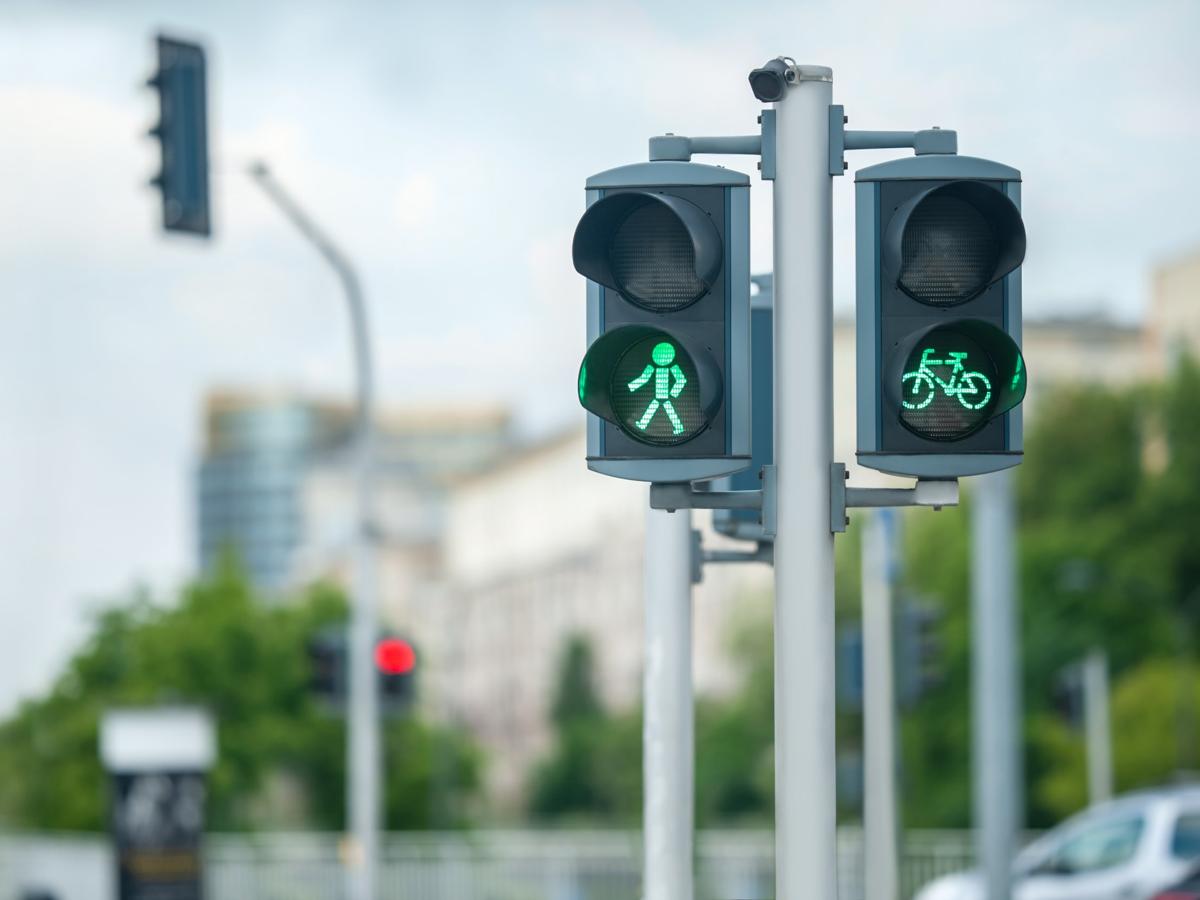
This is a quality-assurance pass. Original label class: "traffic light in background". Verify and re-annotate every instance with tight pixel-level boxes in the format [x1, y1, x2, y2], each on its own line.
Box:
[307, 629, 345, 705]
[306, 630, 417, 715]
[375, 636, 417, 712]
[573, 162, 751, 482]
[146, 35, 211, 236]
[713, 274, 773, 539]
[855, 155, 1027, 478]
[897, 600, 944, 708]
[1052, 664, 1085, 730]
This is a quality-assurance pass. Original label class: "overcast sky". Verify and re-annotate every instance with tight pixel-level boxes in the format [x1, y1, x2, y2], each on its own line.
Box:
[1, 0, 1197, 712]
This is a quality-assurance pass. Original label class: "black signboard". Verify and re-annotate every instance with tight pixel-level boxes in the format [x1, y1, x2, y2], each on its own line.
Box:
[112, 771, 206, 900]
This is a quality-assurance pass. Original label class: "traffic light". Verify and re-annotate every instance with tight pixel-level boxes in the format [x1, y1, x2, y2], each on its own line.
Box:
[1052, 664, 1085, 730]
[897, 600, 944, 708]
[836, 622, 864, 714]
[146, 35, 211, 236]
[307, 628, 344, 706]
[306, 630, 417, 715]
[574, 162, 751, 482]
[713, 274, 773, 539]
[375, 636, 417, 712]
[855, 155, 1027, 478]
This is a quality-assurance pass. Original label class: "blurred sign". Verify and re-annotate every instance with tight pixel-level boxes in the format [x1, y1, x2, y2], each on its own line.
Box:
[100, 708, 216, 900]
[113, 771, 206, 900]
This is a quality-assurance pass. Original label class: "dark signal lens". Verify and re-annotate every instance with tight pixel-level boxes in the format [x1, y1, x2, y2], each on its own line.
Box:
[609, 203, 706, 312]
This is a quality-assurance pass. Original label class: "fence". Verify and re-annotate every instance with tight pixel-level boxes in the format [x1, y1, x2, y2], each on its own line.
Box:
[0, 828, 976, 900]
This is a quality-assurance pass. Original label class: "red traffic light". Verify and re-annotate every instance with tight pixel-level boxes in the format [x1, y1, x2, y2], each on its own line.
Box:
[374, 638, 416, 676]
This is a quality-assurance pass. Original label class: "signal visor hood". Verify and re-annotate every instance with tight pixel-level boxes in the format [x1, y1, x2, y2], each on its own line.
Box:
[572, 191, 722, 304]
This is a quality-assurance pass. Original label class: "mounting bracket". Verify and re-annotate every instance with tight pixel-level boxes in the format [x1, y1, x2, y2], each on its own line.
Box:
[650, 465, 777, 539]
[828, 104, 958, 175]
[689, 529, 773, 584]
[648, 109, 777, 180]
[830, 462, 958, 533]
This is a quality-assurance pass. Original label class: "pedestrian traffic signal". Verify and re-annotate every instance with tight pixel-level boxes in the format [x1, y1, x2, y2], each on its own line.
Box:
[146, 35, 211, 237]
[855, 156, 1026, 477]
[574, 162, 750, 482]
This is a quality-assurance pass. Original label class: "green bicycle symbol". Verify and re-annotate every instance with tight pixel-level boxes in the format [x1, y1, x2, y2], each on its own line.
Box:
[901, 348, 993, 411]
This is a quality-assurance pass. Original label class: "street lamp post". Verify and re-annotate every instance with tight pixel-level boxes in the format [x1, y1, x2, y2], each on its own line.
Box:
[248, 162, 381, 900]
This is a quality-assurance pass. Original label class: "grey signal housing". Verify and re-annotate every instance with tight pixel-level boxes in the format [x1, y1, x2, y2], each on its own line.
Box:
[855, 154, 1026, 478]
[576, 161, 751, 483]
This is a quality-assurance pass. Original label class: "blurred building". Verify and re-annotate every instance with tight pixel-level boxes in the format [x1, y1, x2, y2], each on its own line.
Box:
[195, 390, 512, 615]
[422, 429, 771, 809]
[1145, 246, 1200, 375]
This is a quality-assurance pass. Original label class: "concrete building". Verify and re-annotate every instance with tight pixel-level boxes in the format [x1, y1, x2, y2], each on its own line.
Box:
[422, 429, 771, 809]
[1145, 246, 1200, 375]
[195, 391, 512, 617]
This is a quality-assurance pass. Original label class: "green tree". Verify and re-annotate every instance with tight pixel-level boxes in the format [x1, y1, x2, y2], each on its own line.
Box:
[0, 558, 481, 831]
[528, 635, 640, 823]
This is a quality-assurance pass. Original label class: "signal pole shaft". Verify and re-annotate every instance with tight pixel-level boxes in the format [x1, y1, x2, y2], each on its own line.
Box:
[247, 163, 381, 900]
[771, 63, 838, 900]
[863, 509, 899, 900]
[971, 470, 1020, 900]
[643, 504, 695, 900]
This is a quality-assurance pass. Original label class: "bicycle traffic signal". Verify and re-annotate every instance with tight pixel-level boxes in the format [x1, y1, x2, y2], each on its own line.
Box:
[146, 35, 211, 236]
[573, 162, 751, 482]
[855, 155, 1027, 477]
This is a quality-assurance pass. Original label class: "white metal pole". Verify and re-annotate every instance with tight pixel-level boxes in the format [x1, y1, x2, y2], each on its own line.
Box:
[771, 63, 838, 900]
[1083, 649, 1113, 806]
[643, 503, 695, 900]
[863, 509, 899, 900]
[247, 163, 381, 900]
[971, 470, 1020, 900]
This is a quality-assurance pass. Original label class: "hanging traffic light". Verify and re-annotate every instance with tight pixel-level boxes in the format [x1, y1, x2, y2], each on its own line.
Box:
[855, 156, 1027, 477]
[146, 35, 211, 236]
[574, 162, 751, 482]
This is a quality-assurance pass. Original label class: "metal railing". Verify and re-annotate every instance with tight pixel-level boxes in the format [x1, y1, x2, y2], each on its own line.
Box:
[0, 828, 977, 900]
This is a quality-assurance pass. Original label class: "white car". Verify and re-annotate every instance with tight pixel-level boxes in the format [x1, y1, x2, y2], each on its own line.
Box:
[916, 786, 1200, 900]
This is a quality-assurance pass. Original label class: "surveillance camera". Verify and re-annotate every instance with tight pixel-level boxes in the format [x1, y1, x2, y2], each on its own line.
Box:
[748, 58, 791, 103]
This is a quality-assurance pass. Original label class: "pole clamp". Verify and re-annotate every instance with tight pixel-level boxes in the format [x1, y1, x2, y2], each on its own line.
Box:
[830, 462, 958, 533]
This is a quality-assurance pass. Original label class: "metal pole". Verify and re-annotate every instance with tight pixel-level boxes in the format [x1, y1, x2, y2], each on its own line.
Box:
[643, 503, 694, 900]
[247, 163, 381, 900]
[1083, 649, 1113, 805]
[971, 470, 1020, 900]
[771, 63, 838, 900]
[863, 509, 898, 900]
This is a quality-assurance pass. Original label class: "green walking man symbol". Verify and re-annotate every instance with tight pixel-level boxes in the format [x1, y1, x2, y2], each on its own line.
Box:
[627, 341, 687, 435]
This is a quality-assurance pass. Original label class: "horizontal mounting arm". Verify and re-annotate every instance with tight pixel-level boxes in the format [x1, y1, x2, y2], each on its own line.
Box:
[650, 466, 777, 538]
[828, 105, 958, 175]
[649, 134, 762, 161]
[830, 462, 959, 533]
[648, 111, 777, 180]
